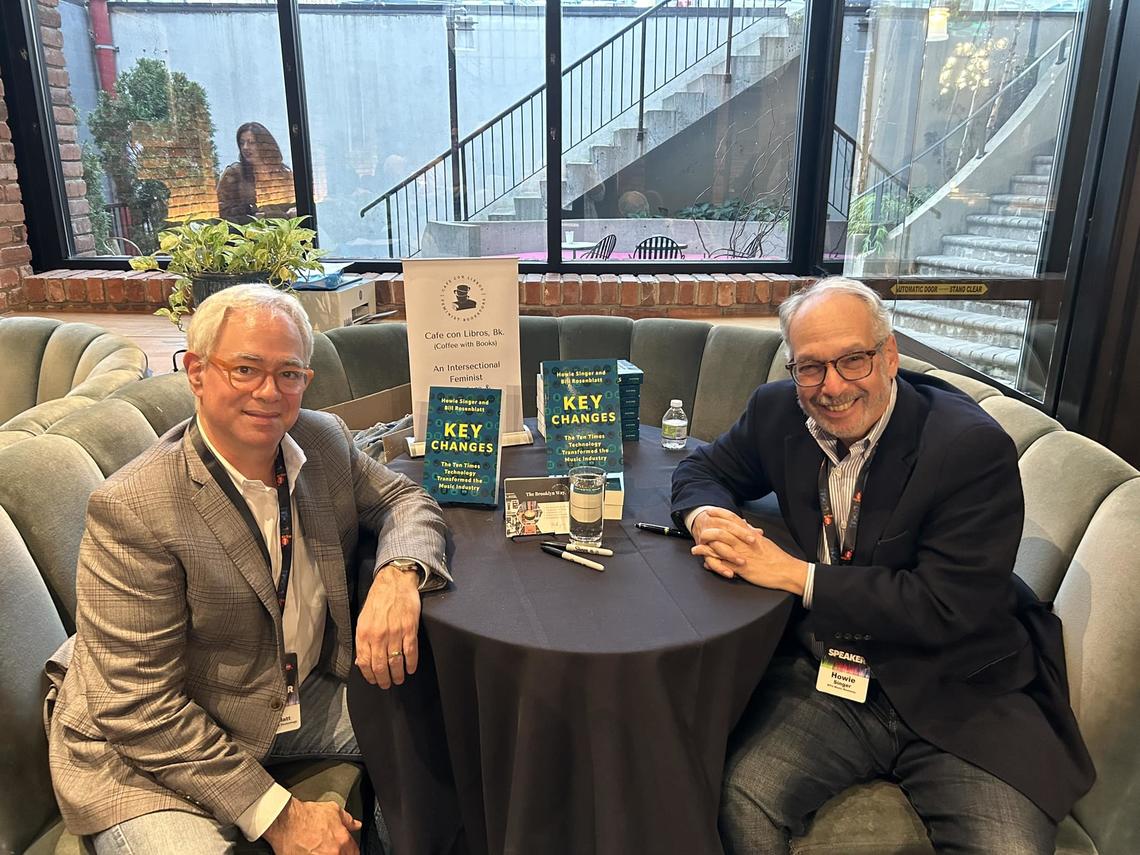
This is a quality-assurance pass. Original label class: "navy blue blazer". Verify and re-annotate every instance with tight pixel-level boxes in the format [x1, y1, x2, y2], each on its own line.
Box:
[671, 369, 1094, 822]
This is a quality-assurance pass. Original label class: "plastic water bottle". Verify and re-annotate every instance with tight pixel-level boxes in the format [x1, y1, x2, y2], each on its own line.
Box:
[661, 399, 688, 450]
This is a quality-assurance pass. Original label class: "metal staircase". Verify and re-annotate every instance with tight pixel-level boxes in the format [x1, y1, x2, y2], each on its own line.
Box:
[359, 0, 799, 258]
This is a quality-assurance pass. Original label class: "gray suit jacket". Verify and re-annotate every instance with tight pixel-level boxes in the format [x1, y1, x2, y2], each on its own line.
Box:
[48, 410, 448, 835]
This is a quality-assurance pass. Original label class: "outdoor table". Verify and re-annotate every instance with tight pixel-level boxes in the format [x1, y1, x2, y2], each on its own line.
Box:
[348, 422, 793, 855]
[561, 241, 598, 258]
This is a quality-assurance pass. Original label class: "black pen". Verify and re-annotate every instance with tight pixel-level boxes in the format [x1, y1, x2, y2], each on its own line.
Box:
[636, 522, 693, 540]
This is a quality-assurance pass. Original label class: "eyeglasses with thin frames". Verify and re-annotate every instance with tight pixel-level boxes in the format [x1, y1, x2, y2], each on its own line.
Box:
[207, 356, 314, 394]
[785, 340, 887, 388]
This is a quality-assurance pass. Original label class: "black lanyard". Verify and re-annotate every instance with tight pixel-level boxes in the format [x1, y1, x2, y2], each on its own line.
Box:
[189, 420, 295, 612]
[817, 449, 873, 565]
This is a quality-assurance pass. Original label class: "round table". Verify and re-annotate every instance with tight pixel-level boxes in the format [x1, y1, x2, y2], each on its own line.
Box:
[348, 424, 792, 855]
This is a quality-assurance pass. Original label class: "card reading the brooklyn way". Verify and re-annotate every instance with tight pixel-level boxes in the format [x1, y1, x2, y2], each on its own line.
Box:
[422, 386, 503, 506]
[541, 359, 624, 476]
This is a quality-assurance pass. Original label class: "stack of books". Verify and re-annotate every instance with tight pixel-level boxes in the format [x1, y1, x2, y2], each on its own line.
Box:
[618, 359, 643, 442]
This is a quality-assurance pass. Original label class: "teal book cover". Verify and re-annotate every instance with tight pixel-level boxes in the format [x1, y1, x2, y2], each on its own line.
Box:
[541, 359, 624, 475]
[422, 386, 502, 506]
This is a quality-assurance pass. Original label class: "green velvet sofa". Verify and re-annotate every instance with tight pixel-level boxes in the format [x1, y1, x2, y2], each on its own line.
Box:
[2, 318, 1136, 853]
[0, 317, 149, 451]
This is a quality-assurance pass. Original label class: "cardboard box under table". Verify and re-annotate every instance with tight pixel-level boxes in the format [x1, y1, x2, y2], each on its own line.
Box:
[321, 383, 413, 463]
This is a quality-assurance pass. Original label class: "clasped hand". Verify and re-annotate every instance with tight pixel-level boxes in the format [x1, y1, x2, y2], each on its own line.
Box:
[690, 508, 807, 595]
[264, 797, 361, 855]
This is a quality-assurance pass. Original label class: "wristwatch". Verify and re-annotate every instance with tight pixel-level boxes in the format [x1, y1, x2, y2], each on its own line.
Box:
[384, 558, 422, 577]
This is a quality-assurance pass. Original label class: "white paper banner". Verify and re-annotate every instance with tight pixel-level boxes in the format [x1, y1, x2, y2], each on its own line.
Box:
[403, 257, 523, 442]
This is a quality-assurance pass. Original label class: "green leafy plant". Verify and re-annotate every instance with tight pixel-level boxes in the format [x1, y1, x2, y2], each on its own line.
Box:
[131, 216, 327, 327]
[80, 142, 114, 254]
[677, 198, 787, 222]
[89, 58, 218, 254]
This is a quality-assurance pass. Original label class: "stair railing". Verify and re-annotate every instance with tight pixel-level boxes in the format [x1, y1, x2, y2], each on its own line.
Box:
[848, 29, 1072, 239]
[361, 0, 795, 259]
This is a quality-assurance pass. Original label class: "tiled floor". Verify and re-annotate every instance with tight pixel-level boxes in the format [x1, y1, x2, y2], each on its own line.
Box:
[5, 309, 779, 375]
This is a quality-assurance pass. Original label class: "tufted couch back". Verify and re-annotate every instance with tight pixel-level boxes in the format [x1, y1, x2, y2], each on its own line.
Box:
[0, 317, 149, 451]
[1, 318, 1137, 854]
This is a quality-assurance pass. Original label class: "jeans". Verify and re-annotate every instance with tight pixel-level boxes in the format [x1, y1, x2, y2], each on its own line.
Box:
[91, 670, 388, 855]
[720, 653, 1057, 855]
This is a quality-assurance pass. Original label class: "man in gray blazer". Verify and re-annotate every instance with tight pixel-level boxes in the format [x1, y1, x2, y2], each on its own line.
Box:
[48, 284, 449, 854]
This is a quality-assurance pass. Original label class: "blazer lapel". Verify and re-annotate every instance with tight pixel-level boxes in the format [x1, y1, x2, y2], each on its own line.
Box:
[184, 430, 281, 620]
[851, 378, 926, 565]
[783, 430, 826, 559]
[292, 454, 348, 606]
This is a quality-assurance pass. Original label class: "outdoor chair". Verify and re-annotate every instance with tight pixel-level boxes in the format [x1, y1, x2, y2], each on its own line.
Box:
[583, 234, 617, 260]
[633, 235, 685, 259]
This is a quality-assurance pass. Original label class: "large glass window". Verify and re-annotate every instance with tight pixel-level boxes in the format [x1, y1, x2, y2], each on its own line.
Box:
[561, 0, 806, 262]
[302, 1, 548, 260]
[830, 0, 1088, 399]
[51, 1, 291, 257]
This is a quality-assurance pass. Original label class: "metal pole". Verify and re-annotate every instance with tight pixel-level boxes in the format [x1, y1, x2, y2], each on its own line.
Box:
[385, 197, 395, 259]
[725, 0, 735, 82]
[447, 6, 463, 222]
[637, 19, 648, 140]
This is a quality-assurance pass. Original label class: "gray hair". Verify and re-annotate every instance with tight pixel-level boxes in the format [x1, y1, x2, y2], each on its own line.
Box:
[778, 276, 893, 358]
[186, 283, 314, 363]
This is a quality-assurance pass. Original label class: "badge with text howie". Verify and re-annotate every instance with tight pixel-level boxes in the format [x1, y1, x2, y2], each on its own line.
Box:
[816, 649, 870, 703]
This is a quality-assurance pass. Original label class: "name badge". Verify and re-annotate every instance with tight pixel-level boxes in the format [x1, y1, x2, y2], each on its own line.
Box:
[816, 648, 870, 703]
[276, 652, 301, 734]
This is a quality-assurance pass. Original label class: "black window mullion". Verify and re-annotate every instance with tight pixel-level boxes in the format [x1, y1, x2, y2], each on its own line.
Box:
[277, 0, 318, 243]
[0, 0, 70, 270]
[788, 0, 842, 274]
[547, 0, 562, 268]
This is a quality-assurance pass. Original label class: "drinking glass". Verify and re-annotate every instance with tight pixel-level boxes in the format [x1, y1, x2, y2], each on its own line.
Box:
[568, 465, 606, 545]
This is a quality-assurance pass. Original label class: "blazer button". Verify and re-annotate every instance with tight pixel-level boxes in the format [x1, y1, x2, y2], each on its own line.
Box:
[834, 633, 842, 640]
[853, 634, 863, 641]
[844, 633, 853, 641]
[270, 698, 283, 711]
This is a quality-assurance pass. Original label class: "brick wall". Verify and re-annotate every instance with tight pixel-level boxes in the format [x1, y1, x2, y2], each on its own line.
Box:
[38, 0, 94, 256]
[0, 76, 32, 313]
[20, 269, 811, 317]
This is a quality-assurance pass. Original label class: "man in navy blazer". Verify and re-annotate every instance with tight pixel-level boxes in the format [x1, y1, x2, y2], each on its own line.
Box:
[671, 278, 1092, 853]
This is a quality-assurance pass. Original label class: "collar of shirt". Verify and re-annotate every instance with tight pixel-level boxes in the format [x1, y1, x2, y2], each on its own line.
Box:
[805, 378, 898, 465]
[196, 420, 308, 497]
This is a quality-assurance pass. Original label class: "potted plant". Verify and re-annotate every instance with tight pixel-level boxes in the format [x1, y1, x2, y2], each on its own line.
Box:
[131, 216, 326, 327]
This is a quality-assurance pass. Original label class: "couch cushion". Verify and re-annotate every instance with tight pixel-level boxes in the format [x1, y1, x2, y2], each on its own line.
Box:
[109, 373, 195, 437]
[691, 325, 784, 442]
[630, 318, 710, 428]
[325, 323, 412, 402]
[48, 399, 160, 477]
[520, 316, 560, 417]
[0, 505, 69, 855]
[0, 317, 58, 424]
[557, 315, 633, 361]
[926, 369, 1001, 402]
[71, 333, 148, 386]
[0, 396, 97, 435]
[35, 323, 106, 405]
[1015, 432, 1138, 601]
[0, 435, 104, 629]
[981, 396, 1064, 457]
[305, 333, 355, 411]
[1057, 477, 1140, 855]
[791, 780, 1097, 854]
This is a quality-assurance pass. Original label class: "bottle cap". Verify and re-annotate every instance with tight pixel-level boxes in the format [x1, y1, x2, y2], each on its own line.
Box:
[670, 399, 682, 408]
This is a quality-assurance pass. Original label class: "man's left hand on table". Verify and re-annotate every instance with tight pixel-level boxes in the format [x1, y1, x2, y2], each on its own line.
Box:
[691, 507, 807, 596]
[355, 561, 422, 689]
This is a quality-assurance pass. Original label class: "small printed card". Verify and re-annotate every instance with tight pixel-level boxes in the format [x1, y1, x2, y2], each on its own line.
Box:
[504, 476, 570, 537]
[541, 359, 624, 475]
[422, 386, 502, 506]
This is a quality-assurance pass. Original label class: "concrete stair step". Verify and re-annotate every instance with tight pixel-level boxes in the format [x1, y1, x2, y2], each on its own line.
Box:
[897, 328, 1021, 384]
[914, 255, 1036, 278]
[939, 233, 1039, 266]
[513, 193, 543, 221]
[927, 298, 1032, 320]
[892, 301, 1027, 350]
[642, 108, 678, 145]
[1010, 174, 1051, 196]
[564, 161, 595, 203]
[661, 90, 706, 125]
[689, 72, 731, 104]
[990, 193, 1050, 213]
[589, 143, 621, 177]
[487, 212, 516, 222]
[966, 214, 1044, 241]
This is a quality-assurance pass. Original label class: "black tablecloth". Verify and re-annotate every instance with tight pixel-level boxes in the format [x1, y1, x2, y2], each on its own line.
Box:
[348, 424, 792, 855]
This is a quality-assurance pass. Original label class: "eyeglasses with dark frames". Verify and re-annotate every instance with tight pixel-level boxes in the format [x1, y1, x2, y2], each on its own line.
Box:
[207, 357, 314, 394]
[785, 340, 887, 388]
